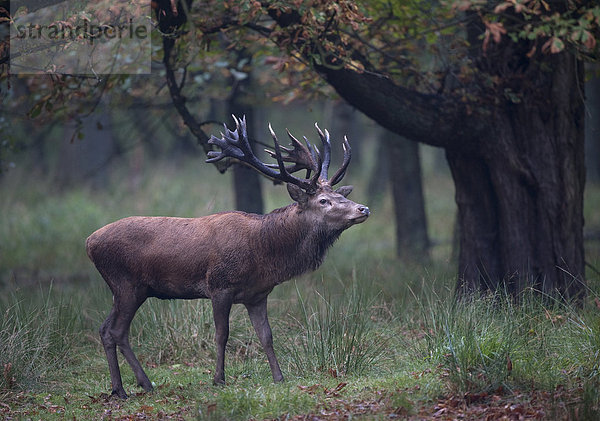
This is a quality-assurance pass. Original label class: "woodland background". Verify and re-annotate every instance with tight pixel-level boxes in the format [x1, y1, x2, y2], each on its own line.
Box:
[1, 0, 600, 419]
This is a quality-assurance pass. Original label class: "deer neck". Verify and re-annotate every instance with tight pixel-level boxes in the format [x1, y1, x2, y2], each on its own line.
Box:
[259, 204, 342, 283]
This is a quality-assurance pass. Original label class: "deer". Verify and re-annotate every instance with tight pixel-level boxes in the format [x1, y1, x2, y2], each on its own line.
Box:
[86, 115, 370, 399]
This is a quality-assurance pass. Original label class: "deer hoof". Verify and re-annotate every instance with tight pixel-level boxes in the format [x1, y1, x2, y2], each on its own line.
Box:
[138, 380, 154, 392]
[111, 389, 128, 400]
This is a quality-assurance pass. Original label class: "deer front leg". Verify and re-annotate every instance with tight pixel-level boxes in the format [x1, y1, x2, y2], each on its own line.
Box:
[245, 298, 284, 383]
[211, 292, 233, 385]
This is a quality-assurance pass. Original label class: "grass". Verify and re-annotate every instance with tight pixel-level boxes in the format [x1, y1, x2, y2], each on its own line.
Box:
[1, 155, 600, 419]
[281, 281, 388, 378]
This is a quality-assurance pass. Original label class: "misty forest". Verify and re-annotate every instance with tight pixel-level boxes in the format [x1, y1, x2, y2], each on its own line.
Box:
[2, 0, 600, 419]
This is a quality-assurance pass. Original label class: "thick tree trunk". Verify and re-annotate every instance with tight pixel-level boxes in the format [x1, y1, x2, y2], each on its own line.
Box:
[448, 54, 585, 299]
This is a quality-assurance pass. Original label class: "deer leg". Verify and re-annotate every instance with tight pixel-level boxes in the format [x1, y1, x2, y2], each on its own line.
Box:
[211, 292, 233, 385]
[100, 306, 127, 399]
[100, 291, 151, 399]
[109, 294, 153, 393]
[245, 298, 284, 383]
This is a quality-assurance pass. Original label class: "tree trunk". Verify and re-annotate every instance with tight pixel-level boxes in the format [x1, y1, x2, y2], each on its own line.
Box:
[367, 137, 389, 204]
[388, 133, 429, 260]
[448, 54, 585, 299]
[59, 109, 116, 189]
[328, 101, 364, 166]
[585, 63, 600, 183]
[231, 106, 264, 214]
[228, 52, 264, 214]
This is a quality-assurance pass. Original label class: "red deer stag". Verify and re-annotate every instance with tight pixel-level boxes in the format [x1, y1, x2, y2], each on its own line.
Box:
[86, 115, 370, 398]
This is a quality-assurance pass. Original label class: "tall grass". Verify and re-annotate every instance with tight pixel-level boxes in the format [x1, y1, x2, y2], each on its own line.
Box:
[282, 281, 388, 377]
[409, 287, 600, 398]
[0, 285, 89, 396]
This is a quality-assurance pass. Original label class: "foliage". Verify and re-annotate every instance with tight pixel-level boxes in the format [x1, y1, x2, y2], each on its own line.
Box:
[188, 0, 600, 99]
[461, 0, 600, 58]
[3, 0, 599, 158]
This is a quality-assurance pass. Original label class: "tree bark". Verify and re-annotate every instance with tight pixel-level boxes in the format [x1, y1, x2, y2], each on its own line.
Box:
[228, 52, 264, 214]
[448, 53, 585, 298]
[585, 63, 600, 183]
[388, 133, 430, 260]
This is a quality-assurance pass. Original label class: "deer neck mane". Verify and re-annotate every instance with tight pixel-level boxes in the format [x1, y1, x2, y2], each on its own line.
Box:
[260, 203, 342, 278]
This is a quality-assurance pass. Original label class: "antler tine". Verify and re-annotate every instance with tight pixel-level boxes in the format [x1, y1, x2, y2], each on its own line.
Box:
[267, 123, 319, 191]
[264, 129, 318, 176]
[286, 129, 318, 174]
[314, 123, 331, 181]
[303, 136, 319, 166]
[268, 123, 288, 175]
[207, 115, 279, 179]
[328, 135, 352, 186]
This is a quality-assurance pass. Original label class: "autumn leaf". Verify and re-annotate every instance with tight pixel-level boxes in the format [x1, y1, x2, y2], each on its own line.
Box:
[494, 2, 513, 14]
[482, 20, 507, 52]
[542, 36, 564, 54]
[582, 31, 596, 50]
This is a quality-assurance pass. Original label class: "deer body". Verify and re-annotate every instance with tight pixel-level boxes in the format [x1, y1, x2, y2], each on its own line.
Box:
[88, 116, 369, 398]
[88, 201, 355, 302]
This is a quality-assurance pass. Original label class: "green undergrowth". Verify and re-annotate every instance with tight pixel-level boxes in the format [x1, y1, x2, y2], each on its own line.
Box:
[2, 274, 599, 419]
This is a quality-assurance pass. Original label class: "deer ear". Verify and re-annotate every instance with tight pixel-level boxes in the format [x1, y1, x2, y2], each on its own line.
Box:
[287, 183, 310, 204]
[335, 185, 353, 198]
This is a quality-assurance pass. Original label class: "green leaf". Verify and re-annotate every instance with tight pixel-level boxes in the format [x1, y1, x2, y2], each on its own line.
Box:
[28, 102, 43, 119]
[551, 37, 564, 53]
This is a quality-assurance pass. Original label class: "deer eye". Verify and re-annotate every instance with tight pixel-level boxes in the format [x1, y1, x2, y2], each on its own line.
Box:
[319, 198, 328, 205]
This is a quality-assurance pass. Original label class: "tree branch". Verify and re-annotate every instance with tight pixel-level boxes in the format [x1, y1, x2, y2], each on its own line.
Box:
[260, 2, 485, 151]
[314, 65, 485, 151]
[162, 37, 213, 156]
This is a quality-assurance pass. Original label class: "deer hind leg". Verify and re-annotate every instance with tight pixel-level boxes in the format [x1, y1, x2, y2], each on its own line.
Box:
[100, 290, 151, 398]
[100, 306, 127, 398]
[245, 298, 284, 383]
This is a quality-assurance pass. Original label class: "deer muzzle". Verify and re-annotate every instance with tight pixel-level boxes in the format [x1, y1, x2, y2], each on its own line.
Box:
[353, 205, 370, 224]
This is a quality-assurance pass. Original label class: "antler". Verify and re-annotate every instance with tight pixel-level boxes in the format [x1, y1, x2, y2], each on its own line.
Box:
[328, 136, 351, 186]
[207, 115, 320, 192]
[207, 115, 352, 191]
[313, 123, 351, 186]
[264, 127, 320, 178]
